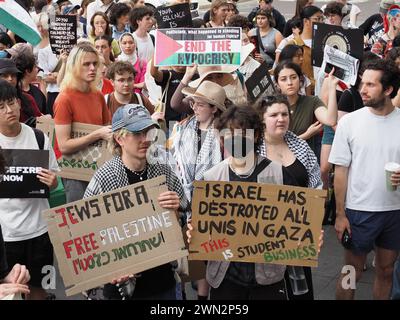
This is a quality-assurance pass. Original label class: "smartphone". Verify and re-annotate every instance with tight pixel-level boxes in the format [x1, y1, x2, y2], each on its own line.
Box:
[325, 62, 345, 80]
[341, 229, 352, 250]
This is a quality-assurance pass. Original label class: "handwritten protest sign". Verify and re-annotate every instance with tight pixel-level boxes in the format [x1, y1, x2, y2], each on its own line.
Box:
[49, 15, 77, 55]
[155, 27, 241, 66]
[43, 176, 188, 296]
[245, 61, 275, 101]
[312, 22, 363, 68]
[155, 3, 193, 29]
[189, 181, 326, 267]
[0, 149, 49, 198]
[36, 118, 111, 182]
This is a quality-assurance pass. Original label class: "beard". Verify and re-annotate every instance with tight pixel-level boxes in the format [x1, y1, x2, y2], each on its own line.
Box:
[362, 94, 386, 109]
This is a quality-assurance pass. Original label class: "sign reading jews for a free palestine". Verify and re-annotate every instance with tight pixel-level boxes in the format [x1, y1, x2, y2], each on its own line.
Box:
[155, 27, 241, 66]
[189, 181, 326, 267]
[43, 176, 188, 296]
[36, 117, 112, 182]
[0, 149, 49, 198]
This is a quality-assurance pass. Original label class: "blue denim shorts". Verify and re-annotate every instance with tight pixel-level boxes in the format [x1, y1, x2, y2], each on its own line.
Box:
[346, 209, 400, 255]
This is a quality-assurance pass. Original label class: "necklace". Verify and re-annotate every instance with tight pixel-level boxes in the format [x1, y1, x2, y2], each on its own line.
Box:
[229, 160, 257, 179]
[125, 164, 147, 181]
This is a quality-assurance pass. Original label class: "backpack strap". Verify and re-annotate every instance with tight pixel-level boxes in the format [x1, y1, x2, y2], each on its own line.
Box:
[32, 128, 45, 150]
[135, 93, 144, 106]
[149, 34, 155, 46]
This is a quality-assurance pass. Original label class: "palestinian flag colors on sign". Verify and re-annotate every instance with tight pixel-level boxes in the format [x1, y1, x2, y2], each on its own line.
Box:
[155, 27, 242, 67]
[0, 0, 41, 46]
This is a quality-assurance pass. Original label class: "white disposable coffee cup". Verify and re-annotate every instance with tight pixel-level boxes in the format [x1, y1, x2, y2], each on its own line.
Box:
[385, 162, 400, 191]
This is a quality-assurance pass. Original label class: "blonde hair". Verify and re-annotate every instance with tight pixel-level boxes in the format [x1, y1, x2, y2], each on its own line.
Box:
[108, 128, 130, 156]
[61, 43, 100, 92]
[34, 12, 49, 30]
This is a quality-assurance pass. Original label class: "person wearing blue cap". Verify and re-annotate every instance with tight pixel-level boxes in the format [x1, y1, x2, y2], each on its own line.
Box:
[83, 103, 190, 300]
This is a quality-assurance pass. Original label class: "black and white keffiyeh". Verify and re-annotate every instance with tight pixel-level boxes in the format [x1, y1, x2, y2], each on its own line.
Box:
[171, 116, 222, 202]
[84, 155, 191, 219]
[258, 130, 322, 188]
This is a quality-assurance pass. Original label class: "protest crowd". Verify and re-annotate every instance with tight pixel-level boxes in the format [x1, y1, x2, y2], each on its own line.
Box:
[0, 0, 400, 301]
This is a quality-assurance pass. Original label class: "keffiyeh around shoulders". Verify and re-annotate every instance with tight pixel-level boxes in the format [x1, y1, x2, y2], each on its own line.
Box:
[258, 131, 322, 188]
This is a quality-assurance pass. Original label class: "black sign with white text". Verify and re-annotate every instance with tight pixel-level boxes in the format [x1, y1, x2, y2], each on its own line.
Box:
[0, 149, 49, 198]
[49, 15, 77, 55]
[155, 3, 193, 29]
[245, 61, 274, 101]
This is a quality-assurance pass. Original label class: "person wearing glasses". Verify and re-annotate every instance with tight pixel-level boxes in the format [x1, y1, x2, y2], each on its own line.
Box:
[84, 104, 190, 300]
[0, 80, 58, 299]
[170, 81, 226, 300]
[286, 6, 324, 94]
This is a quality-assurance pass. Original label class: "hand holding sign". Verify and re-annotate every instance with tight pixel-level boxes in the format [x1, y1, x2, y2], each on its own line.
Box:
[158, 191, 180, 211]
[93, 125, 113, 141]
[37, 168, 58, 189]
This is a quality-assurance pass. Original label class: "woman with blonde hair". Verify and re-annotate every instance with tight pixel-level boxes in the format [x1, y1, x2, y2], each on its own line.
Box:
[54, 43, 112, 202]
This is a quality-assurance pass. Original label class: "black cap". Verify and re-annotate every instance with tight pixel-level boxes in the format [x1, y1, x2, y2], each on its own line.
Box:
[0, 59, 20, 75]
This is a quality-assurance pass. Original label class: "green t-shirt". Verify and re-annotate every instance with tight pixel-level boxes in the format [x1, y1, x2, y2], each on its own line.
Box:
[289, 95, 325, 152]
[289, 95, 325, 136]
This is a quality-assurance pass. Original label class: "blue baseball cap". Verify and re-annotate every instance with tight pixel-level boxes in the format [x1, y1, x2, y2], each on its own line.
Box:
[112, 104, 159, 133]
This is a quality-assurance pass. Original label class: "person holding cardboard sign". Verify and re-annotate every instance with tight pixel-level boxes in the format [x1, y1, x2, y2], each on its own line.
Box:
[187, 106, 288, 300]
[54, 43, 112, 203]
[0, 80, 59, 300]
[257, 94, 323, 300]
[84, 104, 190, 300]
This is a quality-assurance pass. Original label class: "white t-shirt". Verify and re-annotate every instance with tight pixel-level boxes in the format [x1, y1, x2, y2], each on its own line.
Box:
[0, 124, 60, 241]
[37, 45, 60, 93]
[321, 3, 360, 28]
[329, 107, 400, 212]
[132, 32, 155, 62]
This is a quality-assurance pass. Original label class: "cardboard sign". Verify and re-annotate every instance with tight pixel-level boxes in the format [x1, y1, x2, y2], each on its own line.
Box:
[36, 118, 112, 182]
[245, 61, 275, 101]
[312, 22, 363, 67]
[43, 175, 188, 296]
[49, 15, 77, 55]
[0, 149, 49, 198]
[189, 181, 326, 267]
[155, 3, 193, 29]
[155, 27, 242, 66]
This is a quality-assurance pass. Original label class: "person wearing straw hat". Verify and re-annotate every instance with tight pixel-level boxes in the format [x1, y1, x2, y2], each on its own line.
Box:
[170, 81, 226, 300]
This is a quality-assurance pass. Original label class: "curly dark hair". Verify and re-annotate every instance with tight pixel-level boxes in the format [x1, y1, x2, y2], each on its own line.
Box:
[323, 1, 344, 18]
[215, 105, 264, 148]
[362, 59, 400, 99]
[227, 14, 252, 32]
[109, 2, 131, 26]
